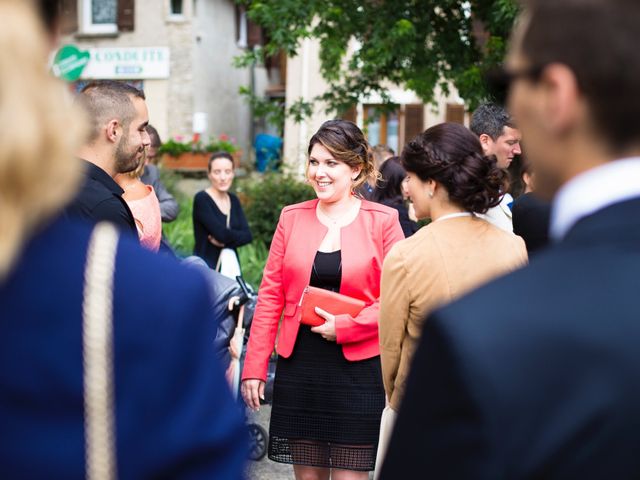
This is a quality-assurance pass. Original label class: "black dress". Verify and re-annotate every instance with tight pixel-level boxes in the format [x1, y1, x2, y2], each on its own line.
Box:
[268, 250, 385, 471]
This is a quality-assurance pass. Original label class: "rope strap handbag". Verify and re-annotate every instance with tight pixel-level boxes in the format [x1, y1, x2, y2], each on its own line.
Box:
[82, 222, 119, 480]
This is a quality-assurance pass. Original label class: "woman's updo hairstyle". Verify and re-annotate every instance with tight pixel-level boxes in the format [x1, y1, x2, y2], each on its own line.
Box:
[308, 119, 379, 193]
[401, 122, 507, 214]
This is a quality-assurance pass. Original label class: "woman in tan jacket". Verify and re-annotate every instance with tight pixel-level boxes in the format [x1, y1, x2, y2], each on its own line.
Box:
[375, 123, 528, 473]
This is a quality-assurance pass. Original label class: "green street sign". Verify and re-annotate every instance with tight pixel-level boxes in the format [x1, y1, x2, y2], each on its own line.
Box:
[52, 44, 90, 82]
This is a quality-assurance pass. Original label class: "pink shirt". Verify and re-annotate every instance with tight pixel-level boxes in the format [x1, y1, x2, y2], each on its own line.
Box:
[127, 185, 162, 252]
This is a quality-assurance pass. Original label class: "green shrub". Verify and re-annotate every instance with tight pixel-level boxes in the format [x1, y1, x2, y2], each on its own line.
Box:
[160, 169, 312, 284]
[237, 241, 270, 287]
[236, 172, 315, 248]
[162, 192, 195, 257]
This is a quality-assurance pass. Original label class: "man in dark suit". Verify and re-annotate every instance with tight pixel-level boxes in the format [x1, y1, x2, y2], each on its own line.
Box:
[66, 80, 151, 238]
[381, 0, 640, 478]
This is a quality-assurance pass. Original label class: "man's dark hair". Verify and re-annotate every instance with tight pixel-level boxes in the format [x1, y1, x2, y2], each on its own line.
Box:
[146, 124, 162, 148]
[78, 80, 145, 142]
[521, 0, 640, 150]
[470, 103, 515, 140]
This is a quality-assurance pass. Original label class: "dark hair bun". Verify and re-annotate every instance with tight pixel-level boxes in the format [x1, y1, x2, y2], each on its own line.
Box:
[401, 122, 507, 214]
[448, 153, 506, 213]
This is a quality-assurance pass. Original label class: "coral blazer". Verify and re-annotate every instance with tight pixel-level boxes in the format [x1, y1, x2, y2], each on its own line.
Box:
[242, 199, 405, 381]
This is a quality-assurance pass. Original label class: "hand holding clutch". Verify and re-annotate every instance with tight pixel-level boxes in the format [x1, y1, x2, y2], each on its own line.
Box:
[299, 286, 366, 327]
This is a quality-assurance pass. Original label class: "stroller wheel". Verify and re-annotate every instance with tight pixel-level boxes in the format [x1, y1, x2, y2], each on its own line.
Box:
[248, 423, 268, 461]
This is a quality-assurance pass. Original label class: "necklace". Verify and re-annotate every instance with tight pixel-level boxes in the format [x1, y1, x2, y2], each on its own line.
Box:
[317, 201, 357, 225]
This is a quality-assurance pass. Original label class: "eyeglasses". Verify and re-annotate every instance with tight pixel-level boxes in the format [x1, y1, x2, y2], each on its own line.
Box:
[484, 64, 547, 97]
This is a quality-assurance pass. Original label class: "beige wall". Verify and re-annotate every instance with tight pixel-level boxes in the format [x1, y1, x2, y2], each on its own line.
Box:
[283, 37, 332, 177]
[283, 38, 468, 174]
[59, 0, 260, 158]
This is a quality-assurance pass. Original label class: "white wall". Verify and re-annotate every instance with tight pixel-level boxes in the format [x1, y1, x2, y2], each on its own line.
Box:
[59, 0, 261, 157]
[282, 37, 332, 177]
[192, 0, 253, 154]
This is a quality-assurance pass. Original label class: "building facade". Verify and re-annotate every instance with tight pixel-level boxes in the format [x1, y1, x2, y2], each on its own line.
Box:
[57, 0, 266, 157]
[282, 37, 468, 173]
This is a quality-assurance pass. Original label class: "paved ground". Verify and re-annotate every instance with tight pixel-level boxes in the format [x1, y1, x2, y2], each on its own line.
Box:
[245, 405, 291, 479]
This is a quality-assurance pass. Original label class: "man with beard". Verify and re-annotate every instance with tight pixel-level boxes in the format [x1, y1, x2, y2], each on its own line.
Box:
[66, 80, 150, 238]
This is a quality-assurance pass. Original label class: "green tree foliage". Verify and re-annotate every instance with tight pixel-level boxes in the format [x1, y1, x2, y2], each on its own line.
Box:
[237, 0, 519, 114]
[236, 173, 316, 248]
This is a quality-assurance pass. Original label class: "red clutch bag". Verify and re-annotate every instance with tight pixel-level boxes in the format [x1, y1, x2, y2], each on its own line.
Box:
[298, 286, 366, 327]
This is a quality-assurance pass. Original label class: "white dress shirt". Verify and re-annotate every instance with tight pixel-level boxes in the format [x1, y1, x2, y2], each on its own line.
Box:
[480, 193, 514, 233]
[550, 157, 640, 241]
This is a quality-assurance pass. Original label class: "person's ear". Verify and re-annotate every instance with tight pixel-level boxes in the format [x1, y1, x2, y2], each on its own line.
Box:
[539, 63, 583, 136]
[426, 179, 437, 198]
[478, 134, 493, 155]
[352, 166, 363, 181]
[106, 120, 120, 143]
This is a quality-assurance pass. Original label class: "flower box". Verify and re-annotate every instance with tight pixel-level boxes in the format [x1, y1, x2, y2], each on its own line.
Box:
[161, 150, 243, 171]
[158, 134, 242, 171]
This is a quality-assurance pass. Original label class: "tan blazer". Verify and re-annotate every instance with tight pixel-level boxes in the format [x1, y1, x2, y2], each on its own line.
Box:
[379, 215, 527, 410]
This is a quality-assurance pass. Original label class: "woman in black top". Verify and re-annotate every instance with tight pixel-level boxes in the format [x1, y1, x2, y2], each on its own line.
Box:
[192, 152, 252, 270]
[372, 157, 419, 237]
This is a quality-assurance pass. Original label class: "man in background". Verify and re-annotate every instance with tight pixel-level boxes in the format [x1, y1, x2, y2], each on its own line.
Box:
[470, 102, 522, 232]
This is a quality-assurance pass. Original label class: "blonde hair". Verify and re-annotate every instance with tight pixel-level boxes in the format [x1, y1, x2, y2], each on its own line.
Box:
[0, 0, 86, 278]
[125, 153, 147, 179]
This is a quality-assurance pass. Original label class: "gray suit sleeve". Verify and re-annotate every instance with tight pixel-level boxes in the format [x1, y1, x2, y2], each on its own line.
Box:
[142, 165, 179, 222]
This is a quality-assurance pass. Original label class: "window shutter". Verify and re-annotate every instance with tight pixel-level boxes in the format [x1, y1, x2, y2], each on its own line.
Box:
[446, 103, 465, 124]
[247, 19, 263, 47]
[59, 0, 78, 34]
[403, 104, 424, 145]
[342, 105, 357, 123]
[117, 0, 135, 32]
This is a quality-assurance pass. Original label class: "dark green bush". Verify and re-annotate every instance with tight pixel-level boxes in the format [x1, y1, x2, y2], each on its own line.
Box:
[236, 173, 315, 247]
[160, 169, 313, 285]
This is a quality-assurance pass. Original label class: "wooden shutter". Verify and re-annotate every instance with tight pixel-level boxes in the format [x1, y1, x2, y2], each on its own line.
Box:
[117, 0, 135, 32]
[342, 105, 357, 123]
[59, 0, 78, 34]
[403, 104, 424, 145]
[247, 19, 263, 47]
[446, 103, 465, 124]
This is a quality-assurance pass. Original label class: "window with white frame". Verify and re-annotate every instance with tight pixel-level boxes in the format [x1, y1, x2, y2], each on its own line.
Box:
[82, 0, 118, 34]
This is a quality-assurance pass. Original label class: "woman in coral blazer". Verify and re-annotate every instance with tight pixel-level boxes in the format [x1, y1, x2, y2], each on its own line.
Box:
[242, 120, 404, 480]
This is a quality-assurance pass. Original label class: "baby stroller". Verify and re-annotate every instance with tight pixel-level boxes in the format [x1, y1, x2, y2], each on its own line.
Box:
[225, 276, 269, 462]
[181, 258, 271, 461]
